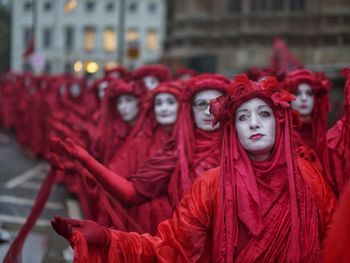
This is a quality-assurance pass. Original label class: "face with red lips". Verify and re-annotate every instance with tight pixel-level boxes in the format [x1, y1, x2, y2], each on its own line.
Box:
[291, 83, 314, 117]
[235, 98, 276, 161]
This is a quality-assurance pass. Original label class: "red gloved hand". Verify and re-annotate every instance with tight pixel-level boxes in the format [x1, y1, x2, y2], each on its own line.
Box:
[51, 215, 111, 247]
[49, 136, 88, 161]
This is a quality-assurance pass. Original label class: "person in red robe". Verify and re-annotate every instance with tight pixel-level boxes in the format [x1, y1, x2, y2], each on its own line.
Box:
[283, 69, 331, 155]
[321, 68, 350, 197]
[50, 74, 230, 234]
[51, 74, 335, 262]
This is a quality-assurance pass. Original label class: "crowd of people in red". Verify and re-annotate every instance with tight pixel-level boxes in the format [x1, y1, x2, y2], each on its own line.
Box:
[1, 60, 350, 262]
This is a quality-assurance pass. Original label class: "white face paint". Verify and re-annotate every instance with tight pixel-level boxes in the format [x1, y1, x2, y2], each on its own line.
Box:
[192, 89, 224, 131]
[154, 93, 179, 125]
[98, 81, 109, 99]
[291, 83, 314, 117]
[116, 94, 139, 123]
[69, 84, 82, 97]
[143, 76, 159, 90]
[235, 98, 276, 161]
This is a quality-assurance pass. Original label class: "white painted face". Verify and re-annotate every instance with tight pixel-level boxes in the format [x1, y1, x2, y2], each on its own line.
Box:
[98, 81, 109, 99]
[143, 76, 159, 90]
[192, 89, 224, 131]
[154, 93, 179, 125]
[179, 74, 192, 81]
[116, 94, 139, 122]
[69, 84, 82, 97]
[235, 98, 276, 161]
[291, 83, 314, 117]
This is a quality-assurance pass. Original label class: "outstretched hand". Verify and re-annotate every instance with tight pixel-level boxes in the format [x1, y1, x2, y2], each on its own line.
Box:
[49, 136, 88, 161]
[51, 215, 111, 247]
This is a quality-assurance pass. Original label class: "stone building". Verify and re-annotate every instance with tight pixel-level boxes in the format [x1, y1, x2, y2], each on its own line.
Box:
[164, 0, 350, 78]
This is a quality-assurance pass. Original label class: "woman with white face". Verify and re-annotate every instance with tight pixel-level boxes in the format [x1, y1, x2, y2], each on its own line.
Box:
[284, 69, 330, 152]
[50, 75, 335, 262]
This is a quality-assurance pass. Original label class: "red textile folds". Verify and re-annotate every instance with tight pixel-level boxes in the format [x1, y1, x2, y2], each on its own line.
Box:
[283, 69, 331, 154]
[210, 75, 333, 261]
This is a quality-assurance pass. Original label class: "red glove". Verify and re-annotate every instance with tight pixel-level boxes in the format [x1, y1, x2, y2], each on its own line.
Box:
[51, 215, 111, 247]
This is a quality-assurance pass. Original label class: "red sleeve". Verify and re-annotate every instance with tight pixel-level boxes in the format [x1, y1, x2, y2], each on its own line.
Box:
[101, 168, 220, 263]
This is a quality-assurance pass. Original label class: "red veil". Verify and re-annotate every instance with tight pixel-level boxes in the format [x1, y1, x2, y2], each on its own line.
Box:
[211, 75, 322, 261]
[283, 69, 331, 152]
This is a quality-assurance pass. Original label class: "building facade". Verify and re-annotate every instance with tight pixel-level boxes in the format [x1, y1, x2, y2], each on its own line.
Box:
[165, 0, 350, 78]
[11, 0, 166, 75]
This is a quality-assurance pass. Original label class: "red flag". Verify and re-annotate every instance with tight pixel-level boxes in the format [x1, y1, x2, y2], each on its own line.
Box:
[269, 37, 303, 75]
[22, 34, 34, 58]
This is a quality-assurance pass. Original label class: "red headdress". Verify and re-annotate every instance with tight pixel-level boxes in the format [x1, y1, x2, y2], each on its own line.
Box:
[284, 68, 331, 150]
[104, 65, 130, 81]
[211, 74, 320, 262]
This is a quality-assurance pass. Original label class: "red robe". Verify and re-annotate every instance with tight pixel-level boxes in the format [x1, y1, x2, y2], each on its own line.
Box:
[70, 156, 335, 262]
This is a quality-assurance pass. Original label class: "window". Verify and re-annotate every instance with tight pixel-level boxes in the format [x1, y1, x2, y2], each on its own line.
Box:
[23, 28, 32, 47]
[43, 1, 52, 12]
[106, 2, 115, 12]
[23, 1, 32, 12]
[84, 27, 96, 51]
[85, 1, 95, 12]
[128, 2, 138, 13]
[43, 28, 52, 48]
[104, 28, 117, 52]
[272, 0, 284, 11]
[126, 29, 139, 43]
[250, 0, 268, 12]
[228, 0, 241, 14]
[290, 0, 304, 11]
[146, 29, 158, 51]
[148, 2, 157, 13]
[65, 26, 74, 50]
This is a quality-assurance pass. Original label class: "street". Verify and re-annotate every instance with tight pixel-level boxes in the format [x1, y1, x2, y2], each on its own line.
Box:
[0, 129, 80, 262]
